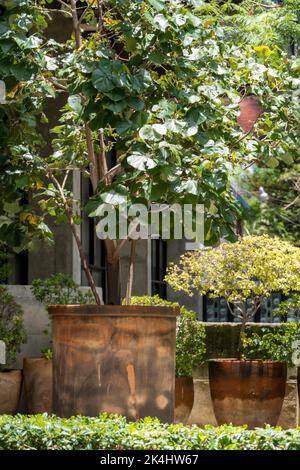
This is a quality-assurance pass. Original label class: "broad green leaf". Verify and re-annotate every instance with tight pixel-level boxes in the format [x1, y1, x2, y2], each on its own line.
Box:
[152, 123, 167, 135]
[68, 95, 82, 112]
[148, 0, 165, 12]
[154, 14, 168, 31]
[127, 152, 157, 171]
[139, 125, 156, 141]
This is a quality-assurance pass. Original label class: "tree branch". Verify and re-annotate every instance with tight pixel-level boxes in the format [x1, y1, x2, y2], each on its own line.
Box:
[47, 170, 101, 305]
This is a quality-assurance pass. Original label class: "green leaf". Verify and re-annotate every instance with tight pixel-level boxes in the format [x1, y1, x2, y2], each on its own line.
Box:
[280, 154, 293, 165]
[101, 185, 128, 205]
[67, 95, 82, 112]
[149, 0, 165, 12]
[116, 120, 132, 134]
[124, 36, 138, 52]
[92, 64, 115, 93]
[154, 14, 169, 31]
[127, 152, 157, 171]
[139, 125, 157, 141]
[181, 180, 198, 195]
[104, 100, 129, 112]
[186, 125, 198, 137]
[152, 123, 167, 135]
[267, 157, 279, 168]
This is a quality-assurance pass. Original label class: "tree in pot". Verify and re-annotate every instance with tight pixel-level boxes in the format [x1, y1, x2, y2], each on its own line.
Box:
[274, 295, 300, 410]
[165, 235, 300, 427]
[0, 286, 26, 415]
[127, 295, 206, 424]
[2, 1, 298, 419]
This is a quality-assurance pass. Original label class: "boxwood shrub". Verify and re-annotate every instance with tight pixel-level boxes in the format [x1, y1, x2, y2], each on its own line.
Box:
[0, 415, 300, 450]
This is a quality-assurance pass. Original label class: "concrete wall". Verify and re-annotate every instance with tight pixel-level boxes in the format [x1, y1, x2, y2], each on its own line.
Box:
[7, 285, 103, 368]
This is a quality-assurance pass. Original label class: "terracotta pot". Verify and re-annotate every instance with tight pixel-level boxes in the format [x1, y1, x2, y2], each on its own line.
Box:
[49, 305, 179, 421]
[209, 359, 287, 428]
[0, 370, 22, 414]
[23, 358, 53, 414]
[237, 96, 263, 134]
[174, 376, 194, 424]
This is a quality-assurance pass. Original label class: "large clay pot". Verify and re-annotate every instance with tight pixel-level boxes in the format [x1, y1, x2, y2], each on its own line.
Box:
[49, 305, 178, 421]
[0, 370, 22, 414]
[23, 358, 53, 414]
[174, 376, 194, 424]
[209, 359, 287, 428]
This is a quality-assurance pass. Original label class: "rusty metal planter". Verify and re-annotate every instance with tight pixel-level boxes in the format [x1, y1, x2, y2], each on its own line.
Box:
[209, 359, 287, 428]
[0, 370, 22, 414]
[174, 376, 194, 424]
[49, 305, 178, 421]
[23, 358, 53, 414]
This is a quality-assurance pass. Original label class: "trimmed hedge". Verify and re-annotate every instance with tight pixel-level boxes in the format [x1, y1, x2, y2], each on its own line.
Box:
[0, 415, 300, 450]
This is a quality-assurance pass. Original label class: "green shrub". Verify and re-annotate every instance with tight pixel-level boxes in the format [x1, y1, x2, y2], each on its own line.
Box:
[127, 296, 206, 377]
[0, 286, 26, 368]
[242, 323, 300, 367]
[0, 250, 9, 283]
[31, 273, 95, 306]
[0, 414, 299, 450]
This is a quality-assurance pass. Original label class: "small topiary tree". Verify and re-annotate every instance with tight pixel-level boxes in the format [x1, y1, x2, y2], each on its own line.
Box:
[165, 235, 300, 356]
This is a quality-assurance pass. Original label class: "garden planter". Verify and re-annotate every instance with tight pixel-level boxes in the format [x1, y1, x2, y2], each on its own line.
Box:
[0, 370, 22, 414]
[174, 376, 194, 424]
[209, 359, 287, 428]
[49, 305, 178, 421]
[23, 358, 53, 414]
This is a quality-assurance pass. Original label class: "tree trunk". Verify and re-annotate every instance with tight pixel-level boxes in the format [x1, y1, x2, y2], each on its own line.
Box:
[237, 304, 247, 359]
[69, 0, 123, 305]
[106, 258, 121, 305]
[125, 240, 137, 305]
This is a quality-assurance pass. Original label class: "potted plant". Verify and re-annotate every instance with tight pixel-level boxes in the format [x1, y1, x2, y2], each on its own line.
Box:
[166, 235, 300, 427]
[23, 273, 95, 414]
[275, 294, 300, 405]
[0, 286, 26, 414]
[128, 295, 206, 424]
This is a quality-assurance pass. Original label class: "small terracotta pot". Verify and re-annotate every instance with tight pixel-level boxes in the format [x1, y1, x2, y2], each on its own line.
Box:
[23, 358, 53, 414]
[209, 359, 287, 428]
[0, 369, 22, 414]
[174, 376, 194, 424]
[237, 96, 263, 134]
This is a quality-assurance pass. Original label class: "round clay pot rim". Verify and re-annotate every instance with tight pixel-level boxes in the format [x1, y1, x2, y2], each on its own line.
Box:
[175, 375, 194, 379]
[23, 357, 50, 362]
[208, 358, 287, 365]
[48, 304, 180, 318]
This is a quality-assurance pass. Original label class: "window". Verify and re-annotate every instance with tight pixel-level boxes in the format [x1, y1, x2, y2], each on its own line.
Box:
[81, 177, 107, 302]
[151, 239, 167, 299]
[203, 293, 288, 323]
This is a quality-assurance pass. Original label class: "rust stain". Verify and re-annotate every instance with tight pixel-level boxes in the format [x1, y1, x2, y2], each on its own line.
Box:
[127, 363, 136, 396]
